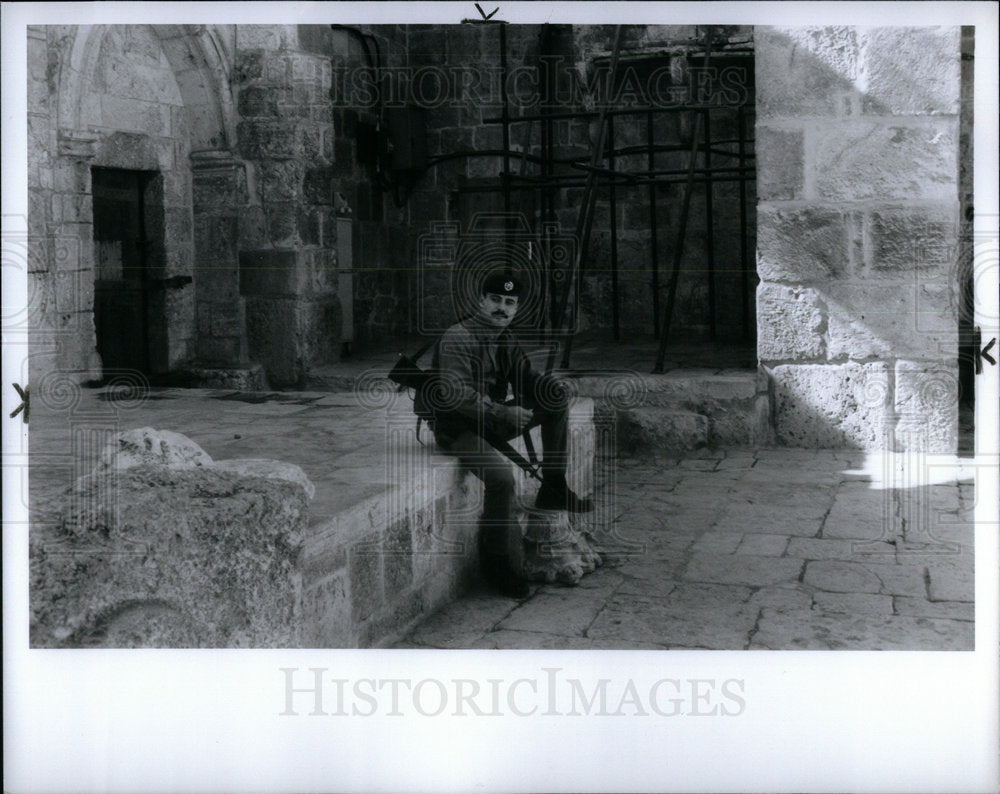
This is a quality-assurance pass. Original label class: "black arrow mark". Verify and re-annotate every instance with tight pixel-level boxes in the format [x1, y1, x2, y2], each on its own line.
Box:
[475, 3, 499, 20]
[10, 383, 28, 424]
[978, 335, 996, 374]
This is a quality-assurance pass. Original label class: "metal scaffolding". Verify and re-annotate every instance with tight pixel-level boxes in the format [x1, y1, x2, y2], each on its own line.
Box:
[437, 21, 756, 372]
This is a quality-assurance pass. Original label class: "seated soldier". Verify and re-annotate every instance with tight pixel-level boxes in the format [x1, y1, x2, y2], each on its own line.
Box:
[431, 271, 592, 599]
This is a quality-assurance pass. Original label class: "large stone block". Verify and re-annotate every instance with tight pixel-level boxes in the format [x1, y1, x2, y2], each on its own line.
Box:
[256, 159, 303, 202]
[812, 119, 959, 201]
[769, 362, 892, 448]
[860, 28, 961, 116]
[756, 27, 860, 119]
[244, 296, 301, 385]
[824, 281, 957, 361]
[757, 283, 825, 361]
[615, 408, 708, 454]
[866, 205, 959, 272]
[757, 206, 851, 281]
[236, 120, 303, 160]
[30, 433, 314, 648]
[235, 25, 295, 52]
[97, 427, 212, 472]
[756, 127, 804, 200]
[99, 95, 171, 137]
[893, 360, 959, 453]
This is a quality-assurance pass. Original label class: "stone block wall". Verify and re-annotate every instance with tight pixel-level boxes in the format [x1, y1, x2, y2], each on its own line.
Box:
[755, 27, 962, 452]
[231, 25, 341, 385]
[27, 23, 415, 389]
[27, 25, 198, 382]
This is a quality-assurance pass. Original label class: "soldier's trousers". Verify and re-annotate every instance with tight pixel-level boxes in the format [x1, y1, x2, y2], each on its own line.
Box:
[436, 387, 569, 559]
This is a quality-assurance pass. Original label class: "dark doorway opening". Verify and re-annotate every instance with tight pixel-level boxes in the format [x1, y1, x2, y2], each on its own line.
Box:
[92, 167, 156, 378]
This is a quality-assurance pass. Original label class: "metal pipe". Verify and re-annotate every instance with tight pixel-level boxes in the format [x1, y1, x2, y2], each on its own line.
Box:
[737, 104, 750, 341]
[654, 32, 714, 372]
[500, 23, 511, 228]
[549, 25, 624, 372]
[608, 116, 620, 341]
[542, 24, 556, 332]
[453, 173, 753, 194]
[703, 108, 716, 341]
[482, 104, 743, 124]
[647, 110, 660, 338]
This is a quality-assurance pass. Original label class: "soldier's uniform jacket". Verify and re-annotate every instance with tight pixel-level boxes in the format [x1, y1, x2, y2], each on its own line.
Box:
[430, 316, 535, 442]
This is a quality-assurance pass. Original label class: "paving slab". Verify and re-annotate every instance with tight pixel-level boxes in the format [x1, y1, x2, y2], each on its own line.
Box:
[750, 610, 973, 651]
[682, 553, 805, 588]
[588, 592, 760, 650]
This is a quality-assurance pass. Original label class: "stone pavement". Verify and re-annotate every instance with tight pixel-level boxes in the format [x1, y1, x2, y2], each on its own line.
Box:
[25, 386, 975, 651]
[394, 449, 976, 650]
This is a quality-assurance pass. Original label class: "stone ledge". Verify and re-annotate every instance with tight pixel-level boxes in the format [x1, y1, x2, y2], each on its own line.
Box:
[26, 390, 600, 648]
[300, 397, 596, 647]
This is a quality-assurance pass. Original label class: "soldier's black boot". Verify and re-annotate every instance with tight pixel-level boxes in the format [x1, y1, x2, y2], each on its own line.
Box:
[534, 477, 594, 513]
[481, 553, 530, 599]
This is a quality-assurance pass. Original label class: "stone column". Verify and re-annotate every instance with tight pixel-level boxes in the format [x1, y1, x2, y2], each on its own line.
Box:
[48, 129, 102, 381]
[755, 27, 962, 452]
[190, 149, 249, 368]
[232, 25, 340, 387]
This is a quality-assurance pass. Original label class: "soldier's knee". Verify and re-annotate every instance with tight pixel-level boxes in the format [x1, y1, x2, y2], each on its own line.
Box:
[531, 373, 570, 412]
[484, 464, 516, 494]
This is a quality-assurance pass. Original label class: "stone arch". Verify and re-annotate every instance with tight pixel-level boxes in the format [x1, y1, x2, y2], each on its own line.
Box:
[57, 24, 233, 150]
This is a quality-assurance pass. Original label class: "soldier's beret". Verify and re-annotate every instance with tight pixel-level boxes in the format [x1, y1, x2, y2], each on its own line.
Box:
[481, 271, 524, 298]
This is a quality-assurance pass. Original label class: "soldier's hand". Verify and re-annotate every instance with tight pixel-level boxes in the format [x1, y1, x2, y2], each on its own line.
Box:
[506, 406, 534, 435]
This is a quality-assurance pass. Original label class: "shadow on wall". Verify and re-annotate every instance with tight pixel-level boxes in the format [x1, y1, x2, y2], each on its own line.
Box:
[753, 26, 970, 454]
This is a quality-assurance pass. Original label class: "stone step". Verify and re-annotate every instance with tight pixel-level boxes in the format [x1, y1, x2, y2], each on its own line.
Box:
[613, 407, 710, 453]
[565, 369, 771, 448]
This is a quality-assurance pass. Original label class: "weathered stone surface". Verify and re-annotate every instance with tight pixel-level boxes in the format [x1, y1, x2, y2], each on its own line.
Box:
[749, 585, 813, 612]
[860, 28, 961, 116]
[824, 282, 957, 362]
[756, 127, 804, 200]
[407, 594, 523, 649]
[682, 553, 804, 587]
[769, 362, 892, 448]
[213, 458, 317, 499]
[803, 560, 881, 593]
[750, 609, 973, 650]
[894, 596, 973, 621]
[867, 205, 959, 271]
[812, 119, 959, 202]
[301, 570, 353, 647]
[691, 531, 743, 555]
[757, 206, 850, 282]
[757, 283, 825, 361]
[96, 426, 212, 472]
[615, 408, 708, 454]
[31, 437, 314, 647]
[863, 561, 930, 597]
[893, 361, 959, 453]
[735, 533, 788, 556]
[755, 27, 860, 119]
[822, 483, 889, 540]
[497, 589, 606, 636]
[186, 365, 268, 391]
[713, 503, 826, 537]
[522, 508, 602, 585]
[813, 591, 894, 616]
[587, 590, 759, 649]
[926, 555, 974, 602]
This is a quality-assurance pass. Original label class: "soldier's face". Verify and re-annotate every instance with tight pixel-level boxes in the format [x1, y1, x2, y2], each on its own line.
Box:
[479, 292, 519, 327]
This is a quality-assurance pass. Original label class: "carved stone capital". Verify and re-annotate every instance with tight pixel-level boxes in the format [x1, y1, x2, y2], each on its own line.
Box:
[57, 129, 99, 159]
[189, 149, 240, 175]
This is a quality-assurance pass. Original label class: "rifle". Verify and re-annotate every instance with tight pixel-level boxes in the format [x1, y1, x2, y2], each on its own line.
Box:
[387, 338, 543, 482]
